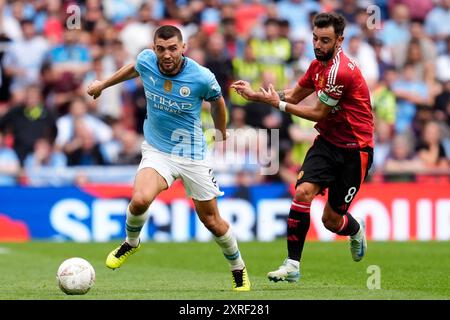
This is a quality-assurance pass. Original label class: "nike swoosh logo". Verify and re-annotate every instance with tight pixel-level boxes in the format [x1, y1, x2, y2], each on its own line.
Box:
[358, 244, 365, 257]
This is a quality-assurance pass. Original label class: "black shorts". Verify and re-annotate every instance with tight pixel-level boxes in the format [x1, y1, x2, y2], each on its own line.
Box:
[296, 136, 373, 215]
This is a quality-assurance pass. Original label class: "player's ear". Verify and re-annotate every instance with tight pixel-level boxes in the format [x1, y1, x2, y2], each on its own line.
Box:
[182, 43, 186, 53]
[337, 35, 344, 48]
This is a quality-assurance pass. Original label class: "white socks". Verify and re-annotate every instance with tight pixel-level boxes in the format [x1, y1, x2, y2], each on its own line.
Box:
[214, 228, 245, 271]
[125, 205, 148, 247]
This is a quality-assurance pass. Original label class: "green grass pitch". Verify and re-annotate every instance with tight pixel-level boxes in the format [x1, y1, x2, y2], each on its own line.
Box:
[0, 241, 449, 300]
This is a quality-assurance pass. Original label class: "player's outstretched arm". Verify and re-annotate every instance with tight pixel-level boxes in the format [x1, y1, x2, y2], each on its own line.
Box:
[251, 83, 331, 122]
[278, 84, 315, 104]
[87, 63, 139, 99]
[230, 80, 265, 103]
[231, 80, 314, 105]
[210, 97, 228, 141]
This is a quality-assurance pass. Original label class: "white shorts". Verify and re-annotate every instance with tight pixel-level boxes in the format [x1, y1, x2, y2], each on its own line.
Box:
[138, 141, 224, 201]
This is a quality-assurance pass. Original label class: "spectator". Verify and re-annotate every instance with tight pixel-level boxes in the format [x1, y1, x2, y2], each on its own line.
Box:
[433, 79, 450, 126]
[55, 97, 113, 150]
[276, 0, 321, 35]
[83, 0, 105, 32]
[287, 39, 311, 76]
[399, 19, 437, 66]
[83, 55, 124, 120]
[388, 0, 433, 22]
[401, 38, 435, 84]
[0, 84, 57, 164]
[435, 36, 450, 83]
[220, 17, 244, 59]
[24, 138, 67, 169]
[250, 18, 292, 90]
[64, 119, 106, 166]
[234, 0, 268, 38]
[244, 70, 281, 129]
[103, 0, 139, 25]
[371, 38, 394, 82]
[424, 0, 450, 53]
[0, 131, 20, 186]
[100, 120, 126, 164]
[119, 2, 156, 58]
[113, 129, 142, 165]
[49, 29, 91, 81]
[288, 116, 317, 166]
[391, 63, 431, 134]
[373, 120, 393, 172]
[230, 41, 261, 108]
[379, 3, 411, 48]
[372, 67, 397, 125]
[384, 133, 423, 181]
[415, 121, 449, 170]
[0, 0, 22, 41]
[2, 19, 49, 104]
[23, 137, 67, 186]
[205, 32, 233, 103]
[346, 33, 379, 89]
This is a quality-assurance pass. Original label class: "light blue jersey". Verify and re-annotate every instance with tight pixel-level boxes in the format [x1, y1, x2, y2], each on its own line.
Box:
[135, 49, 222, 160]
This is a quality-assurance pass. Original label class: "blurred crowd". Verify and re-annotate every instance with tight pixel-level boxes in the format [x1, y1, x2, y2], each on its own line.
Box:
[0, 0, 448, 187]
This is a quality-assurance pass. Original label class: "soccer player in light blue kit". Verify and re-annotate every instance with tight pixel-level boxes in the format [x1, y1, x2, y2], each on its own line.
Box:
[87, 25, 250, 291]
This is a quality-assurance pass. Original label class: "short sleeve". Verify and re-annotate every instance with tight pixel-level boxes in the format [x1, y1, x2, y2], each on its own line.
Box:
[135, 49, 152, 75]
[298, 63, 315, 89]
[203, 70, 222, 101]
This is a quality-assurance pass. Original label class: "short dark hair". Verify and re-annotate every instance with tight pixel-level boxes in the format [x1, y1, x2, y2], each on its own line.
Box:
[313, 12, 346, 37]
[154, 25, 183, 42]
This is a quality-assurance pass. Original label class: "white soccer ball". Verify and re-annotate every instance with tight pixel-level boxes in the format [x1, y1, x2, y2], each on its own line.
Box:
[57, 257, 95, 295]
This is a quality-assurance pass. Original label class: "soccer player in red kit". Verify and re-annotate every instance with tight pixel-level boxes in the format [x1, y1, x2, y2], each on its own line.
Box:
[231, 12, 374, 283]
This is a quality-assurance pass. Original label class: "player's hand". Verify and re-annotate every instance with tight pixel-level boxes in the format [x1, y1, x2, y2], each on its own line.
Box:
[259, 83, 280, 107]
[212, 130, 230, 142]
[231, 80, 257, 101]
[87, 80, 104, 99]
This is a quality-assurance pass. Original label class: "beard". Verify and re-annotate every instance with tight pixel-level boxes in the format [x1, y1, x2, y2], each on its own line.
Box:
[158, 58, 181, 74]
[314, 47, 335, 61]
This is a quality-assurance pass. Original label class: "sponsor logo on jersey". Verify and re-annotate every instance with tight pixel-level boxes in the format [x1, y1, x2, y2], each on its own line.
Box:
[325, 83, 344, 95]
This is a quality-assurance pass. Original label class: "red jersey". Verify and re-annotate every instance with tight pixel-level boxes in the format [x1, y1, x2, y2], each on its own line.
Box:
[298, 48, 374, 149]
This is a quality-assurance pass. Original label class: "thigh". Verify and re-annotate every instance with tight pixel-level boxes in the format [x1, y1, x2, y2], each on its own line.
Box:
[138, 141, 178, 188]
[178, 161, 224, 201]
[133, 167, 169, 204]
[328, 148, 373, 215]
[296, 137, 338, 190]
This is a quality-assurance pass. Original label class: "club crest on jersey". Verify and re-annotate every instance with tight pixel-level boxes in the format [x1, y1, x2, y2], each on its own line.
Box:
[180, 86, 190, 97]
[164, 80, 173, 92]
[319, 76, 326, 87]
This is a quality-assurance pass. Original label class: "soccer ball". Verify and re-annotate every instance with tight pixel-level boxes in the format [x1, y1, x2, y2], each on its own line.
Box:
[57, 257, 95, 295]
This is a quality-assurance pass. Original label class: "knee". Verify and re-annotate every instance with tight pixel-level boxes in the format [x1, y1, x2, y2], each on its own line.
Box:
[130, 192, 151, 213]
[294, 185, 316, 203]
[321, 215, 339, 232]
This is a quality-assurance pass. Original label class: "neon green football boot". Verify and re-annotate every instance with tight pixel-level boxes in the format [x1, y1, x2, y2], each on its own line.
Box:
[231, 267, 251, 292]
[106, 241, 140, 269]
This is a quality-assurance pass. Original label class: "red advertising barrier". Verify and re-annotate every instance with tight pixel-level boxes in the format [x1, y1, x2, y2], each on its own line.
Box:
[344, 182, 450, 241]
